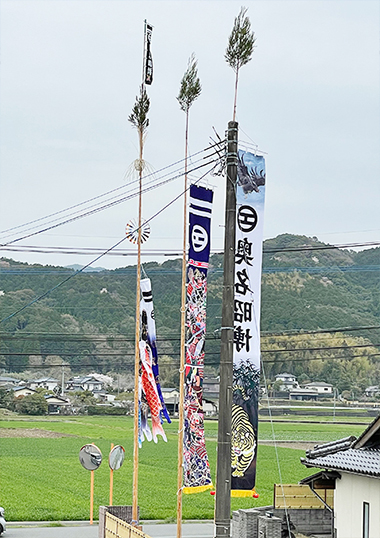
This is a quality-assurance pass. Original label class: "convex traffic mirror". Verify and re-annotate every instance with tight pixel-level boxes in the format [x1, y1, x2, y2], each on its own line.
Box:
[109, 445, 125, 471]
[79, 444, 102, 471]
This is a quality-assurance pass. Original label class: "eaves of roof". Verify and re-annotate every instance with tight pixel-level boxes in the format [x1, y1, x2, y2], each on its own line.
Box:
[301, 448, 380, 478]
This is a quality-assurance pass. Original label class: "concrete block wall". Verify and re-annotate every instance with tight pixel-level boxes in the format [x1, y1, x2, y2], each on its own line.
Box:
[232, 510, 241, 538]
[233, 506, 332, 537]
[241, 508, 261, 538]
[258, 514, 282, 538]
[272, 507, 332, 535]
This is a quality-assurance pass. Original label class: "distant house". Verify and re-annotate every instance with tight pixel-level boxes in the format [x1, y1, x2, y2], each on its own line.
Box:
[12, 386, 37, 398]
[275, 373, 299, 391]
[28, 377, 59, 392]
[301, 414, 380, 538]
[44, 394, 70, 414]
[289, 387, 318, 401]
[0, 376, 20, 387]
[93, 391, 116, 403]
[66, 376, 104, 393]
[203, 377, 220, 399]
[365, 386, 380, 398]
[161, 388, 180, 415]
[203, 398, 218, 416]
[304, 381, 333, 395]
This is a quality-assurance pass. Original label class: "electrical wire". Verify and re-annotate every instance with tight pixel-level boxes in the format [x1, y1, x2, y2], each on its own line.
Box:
[0, 162, 218, 325]
[0, 142, 223, 238]
[3, 351, 380, 368]
[2, 324, 380, 340]
[1, 157, 219, 248]
[263, 241, 380, 253]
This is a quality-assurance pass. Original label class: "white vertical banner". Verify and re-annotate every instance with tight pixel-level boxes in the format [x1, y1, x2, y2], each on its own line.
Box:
[231, 149, 266, 496]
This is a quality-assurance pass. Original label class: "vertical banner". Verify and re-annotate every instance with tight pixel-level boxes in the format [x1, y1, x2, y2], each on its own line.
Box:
[138, 278, 169, 445]
[144, 23, 153, 85]
[231, 150, 266, 496]
[183, 184, 214, 493]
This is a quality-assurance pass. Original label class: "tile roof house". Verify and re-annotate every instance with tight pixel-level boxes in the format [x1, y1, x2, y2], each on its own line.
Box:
[301, 415, 380, 538]
[0, 376, 21, 387]
[304, 381, 333, 394]
[160, 388, 180, 415]
[12, 386, 37, 398]
[44, 394, 70, 414]
[65, 376, 104, 393]
[275, 373, 299, 391]
[28, 377, 59, 392]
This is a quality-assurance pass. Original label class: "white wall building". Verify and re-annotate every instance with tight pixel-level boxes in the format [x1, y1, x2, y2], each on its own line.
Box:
[304, 381, 333, 394]
[275, 372, 299, 391]
[28, 377, 59, 392]
[66, 376, 103, 392]
[301, 415, 380, 538]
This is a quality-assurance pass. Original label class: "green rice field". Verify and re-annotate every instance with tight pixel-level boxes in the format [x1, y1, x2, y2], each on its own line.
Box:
[0, 414, 366, 521]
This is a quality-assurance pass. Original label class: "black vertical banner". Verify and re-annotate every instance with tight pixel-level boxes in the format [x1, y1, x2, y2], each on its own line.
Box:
[145, 24, 153, 85]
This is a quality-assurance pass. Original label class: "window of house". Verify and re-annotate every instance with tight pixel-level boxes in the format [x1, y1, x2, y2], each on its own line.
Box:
[363, 502, 369, 538]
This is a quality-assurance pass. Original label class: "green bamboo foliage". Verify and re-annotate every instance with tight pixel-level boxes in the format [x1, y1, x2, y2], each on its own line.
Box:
[128, 88, 150, 134]
[177, 54, 202, 114]
[129, 87, 150, 173]
[225, 6, 256, 121]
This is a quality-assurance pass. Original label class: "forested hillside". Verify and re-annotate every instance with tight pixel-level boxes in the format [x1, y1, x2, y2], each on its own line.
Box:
[1, 234, 380, 395]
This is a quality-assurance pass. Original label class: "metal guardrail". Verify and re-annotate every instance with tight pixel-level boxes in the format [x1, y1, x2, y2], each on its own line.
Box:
[105, 512, 150, 538]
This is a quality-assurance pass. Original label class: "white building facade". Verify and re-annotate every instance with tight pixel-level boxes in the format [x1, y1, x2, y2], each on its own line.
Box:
[301, 416, 380, 538]
[334, 473, 380, 538]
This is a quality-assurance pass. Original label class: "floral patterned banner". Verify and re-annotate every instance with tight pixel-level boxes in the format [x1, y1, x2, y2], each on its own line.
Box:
[183, 183, 213, 493]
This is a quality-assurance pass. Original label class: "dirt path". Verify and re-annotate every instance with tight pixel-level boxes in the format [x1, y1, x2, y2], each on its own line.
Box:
[259, 440, 318, 451]
[0, 428, 74, 438]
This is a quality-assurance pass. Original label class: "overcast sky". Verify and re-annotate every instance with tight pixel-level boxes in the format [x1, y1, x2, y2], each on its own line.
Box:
[0, 0, 379, 270]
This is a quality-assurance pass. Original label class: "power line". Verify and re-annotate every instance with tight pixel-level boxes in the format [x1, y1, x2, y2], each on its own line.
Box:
[2, 341, 379, 355]
[2, 250, 380, 276]
[0, 142, 223, 238]
[1, 158, 218, 248]
[2, 324, 380, 340]
[263, 241, 380, 253]
[0, 163, 218, 325]
[3, 351, 380, 370]
[261, 325, 380, 337]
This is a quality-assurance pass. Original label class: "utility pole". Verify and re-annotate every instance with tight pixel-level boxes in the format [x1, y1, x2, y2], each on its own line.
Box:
[214, 121, 238, 538]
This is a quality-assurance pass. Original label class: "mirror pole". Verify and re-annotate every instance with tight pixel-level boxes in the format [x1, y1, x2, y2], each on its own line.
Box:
[90, 470, 94, 525]
[109, 443, 114, 506]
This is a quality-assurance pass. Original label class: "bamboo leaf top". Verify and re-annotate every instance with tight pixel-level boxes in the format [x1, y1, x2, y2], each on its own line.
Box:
[128, 88, 150, 133]
[225, 6, 256, 73]
[177, 54, 202, 113]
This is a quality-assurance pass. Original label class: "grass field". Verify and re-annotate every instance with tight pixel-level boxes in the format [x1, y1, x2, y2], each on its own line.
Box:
[0, 414, 366, 521]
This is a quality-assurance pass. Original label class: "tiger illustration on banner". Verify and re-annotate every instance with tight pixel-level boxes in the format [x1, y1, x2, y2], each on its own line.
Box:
[231, 150, 266, 497]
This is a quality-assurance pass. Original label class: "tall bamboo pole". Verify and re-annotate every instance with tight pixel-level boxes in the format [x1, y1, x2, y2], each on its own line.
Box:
[132, 127, 143, 524]
[176, 53, 201, 538]
[132, 21, 148, 524]
[176, 110, 189, 538]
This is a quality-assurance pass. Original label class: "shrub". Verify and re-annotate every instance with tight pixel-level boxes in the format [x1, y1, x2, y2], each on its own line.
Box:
[15, 393, 48, 415]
